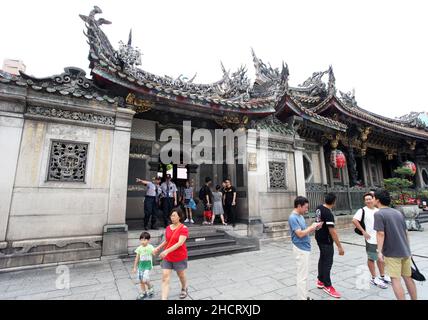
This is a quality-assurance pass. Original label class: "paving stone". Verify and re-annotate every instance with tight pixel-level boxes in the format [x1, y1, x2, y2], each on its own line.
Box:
[188, 288, 220, 300]
[1, 229, 427, 300]
[15, 289, 73, 300]
[252, 291, 283, 300]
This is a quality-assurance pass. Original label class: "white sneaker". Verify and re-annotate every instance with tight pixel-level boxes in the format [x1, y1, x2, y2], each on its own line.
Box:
[190, 219, 195, 224]
[370, 277, 388, 289]
[381, 275, 392, 284]
[184, 219, 189, 223]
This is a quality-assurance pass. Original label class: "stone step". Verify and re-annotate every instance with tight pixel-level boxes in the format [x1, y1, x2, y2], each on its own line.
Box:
[417, 216, 428, 224]
[187, 231, 226, 241]
[133, 244, 257, 263]
[128, 230, 226, 250]
[187, 244, 257, 260]
[186, 238, 236, 249]
[127, 222, 257, 259]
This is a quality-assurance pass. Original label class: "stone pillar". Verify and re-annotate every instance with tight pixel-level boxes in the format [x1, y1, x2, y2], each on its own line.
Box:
[415, 164, 423, 189]
[319, 145, 328, 185]
[294, 148, 306, 197]
[246, 129, 265, 237]
[347, 145, 358, 186]
[362, 157, 369, 187]
[0, 90, 25, 242]
[415, 157, 425, 189]
[103, 107, 135, 256]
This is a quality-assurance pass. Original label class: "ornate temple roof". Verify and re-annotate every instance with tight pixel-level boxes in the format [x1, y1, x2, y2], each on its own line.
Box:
[397, 111, 428, 128]
[81, 7, 283, 114]
[0, 67, 118, 104]
[79, 6, 348, 132]
[311, 93, 428, 139]
[1, 6, 427, 142]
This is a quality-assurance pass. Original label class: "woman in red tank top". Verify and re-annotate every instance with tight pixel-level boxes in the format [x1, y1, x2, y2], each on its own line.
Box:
[153, 207, 189, 300]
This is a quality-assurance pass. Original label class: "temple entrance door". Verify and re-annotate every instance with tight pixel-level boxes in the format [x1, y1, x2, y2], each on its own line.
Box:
[157, 163, 189, 184]
[157, 153, 190, 202]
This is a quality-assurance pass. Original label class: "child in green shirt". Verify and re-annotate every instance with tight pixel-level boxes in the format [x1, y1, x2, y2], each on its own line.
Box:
[132, 232, 155, 300]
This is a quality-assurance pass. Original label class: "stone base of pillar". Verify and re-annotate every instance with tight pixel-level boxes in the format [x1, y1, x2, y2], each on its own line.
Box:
[102, 224, 129, 257]
[248, 218, 264, 238]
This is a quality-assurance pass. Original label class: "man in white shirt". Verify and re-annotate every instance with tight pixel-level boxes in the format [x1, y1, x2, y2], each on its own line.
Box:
[160, 174, 177, 227]
[353, 192, 391, 288]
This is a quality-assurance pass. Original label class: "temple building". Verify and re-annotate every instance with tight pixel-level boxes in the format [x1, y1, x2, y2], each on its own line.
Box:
[1, 6, 427, 269]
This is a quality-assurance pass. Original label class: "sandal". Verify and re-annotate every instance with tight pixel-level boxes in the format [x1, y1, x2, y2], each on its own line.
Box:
[179, 287, 188, 299]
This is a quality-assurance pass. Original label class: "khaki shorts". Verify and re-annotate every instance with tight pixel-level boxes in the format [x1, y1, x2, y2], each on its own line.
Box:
[384, 256, 412, 278]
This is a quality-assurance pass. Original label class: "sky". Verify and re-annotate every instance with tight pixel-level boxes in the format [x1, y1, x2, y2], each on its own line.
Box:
[1, 0, 427, 118]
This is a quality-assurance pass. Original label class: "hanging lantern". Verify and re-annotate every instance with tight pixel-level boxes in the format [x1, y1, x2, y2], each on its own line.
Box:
[330, 149, 347, 169]
[403, 161, 416, 175]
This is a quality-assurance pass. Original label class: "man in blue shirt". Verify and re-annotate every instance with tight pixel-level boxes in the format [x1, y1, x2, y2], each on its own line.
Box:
[288, 196, 323, 300]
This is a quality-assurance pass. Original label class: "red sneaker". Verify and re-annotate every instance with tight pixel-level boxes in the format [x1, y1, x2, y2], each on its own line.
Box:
[323, 286, 341, 298]
[316, 280, 324, 289]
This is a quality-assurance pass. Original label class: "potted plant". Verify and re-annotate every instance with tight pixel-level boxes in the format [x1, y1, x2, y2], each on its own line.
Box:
[383, 166, 422, 231]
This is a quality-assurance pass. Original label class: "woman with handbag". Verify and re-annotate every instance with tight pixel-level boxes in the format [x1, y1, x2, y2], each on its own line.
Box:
[153, 208, 189, 300]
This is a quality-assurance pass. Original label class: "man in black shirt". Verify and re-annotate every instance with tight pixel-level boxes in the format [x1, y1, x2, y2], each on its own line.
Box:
[200, 177, 213, 224]
[223, 179, 237, 227]
[315, 192, 345, 298]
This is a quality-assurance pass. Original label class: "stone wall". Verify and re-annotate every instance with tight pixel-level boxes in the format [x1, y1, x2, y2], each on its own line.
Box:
[246, 130, 301, 224]
[262, 215, 355, 242]
[0, 82, 134, 269]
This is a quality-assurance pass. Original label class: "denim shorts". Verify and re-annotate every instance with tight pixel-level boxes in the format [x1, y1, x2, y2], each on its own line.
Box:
[161, 259, 188, 271]
[137, 269, 151, 282]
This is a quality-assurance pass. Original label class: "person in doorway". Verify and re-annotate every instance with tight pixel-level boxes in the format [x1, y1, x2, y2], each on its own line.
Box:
[223, 179, 237, 227]
[220, 180, 227, 193]
[160, 174, 177, 227]
[183, 180, 195, 224]
[212, 185, 227, 225]
[373, 189, 417, 300]
[136, 176, 161, 230]
[288, 196, 323, 300]
[315, 192, 345, 298]
[352, 193, 390, 288]
[153, 208, 189, 300]
[200, 177, 213, 225]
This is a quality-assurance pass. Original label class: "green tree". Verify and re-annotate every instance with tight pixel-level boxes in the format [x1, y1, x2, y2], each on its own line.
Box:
[383, 167, 414, 205]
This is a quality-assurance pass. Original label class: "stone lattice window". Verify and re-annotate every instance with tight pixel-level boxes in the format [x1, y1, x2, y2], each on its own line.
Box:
[269, 161, 287, 189]
[48, 141, 88, 182]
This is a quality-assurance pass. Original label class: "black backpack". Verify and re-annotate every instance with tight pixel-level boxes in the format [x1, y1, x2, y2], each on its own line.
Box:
[354, 208, 366, 235]
[199, 186, 206, 201]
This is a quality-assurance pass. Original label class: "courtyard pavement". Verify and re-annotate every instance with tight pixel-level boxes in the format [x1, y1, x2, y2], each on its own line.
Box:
[1, 227, 428, 300]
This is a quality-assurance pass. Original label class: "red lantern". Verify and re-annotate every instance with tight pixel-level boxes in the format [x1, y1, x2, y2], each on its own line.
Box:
[403, 161, 416, 175]
[330, 150, 347, 169]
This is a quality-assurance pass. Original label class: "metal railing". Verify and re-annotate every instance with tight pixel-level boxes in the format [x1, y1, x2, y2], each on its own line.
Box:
[306, 183, 370, 215]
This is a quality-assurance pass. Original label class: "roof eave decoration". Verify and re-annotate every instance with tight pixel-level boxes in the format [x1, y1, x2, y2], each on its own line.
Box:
[249, 114, 294, 135]
[287, 65, 336, 109]
[0, 67, 118, 104]
[396, 112, 428, 131]
[285, 96, 347, 132]
[91, 66, 276, 115]
[331, 97, 428, 139]
[80, 7, 289, 113]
